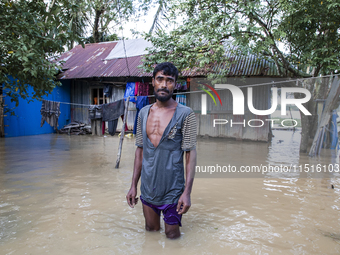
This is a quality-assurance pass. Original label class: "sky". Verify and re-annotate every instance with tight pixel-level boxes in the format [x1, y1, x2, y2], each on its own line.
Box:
[115, 6, 158, 39]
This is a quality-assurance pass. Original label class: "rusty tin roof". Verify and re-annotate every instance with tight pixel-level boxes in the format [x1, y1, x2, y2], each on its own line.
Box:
[57, 40, 281, 80]
[57, 41, 152, 80]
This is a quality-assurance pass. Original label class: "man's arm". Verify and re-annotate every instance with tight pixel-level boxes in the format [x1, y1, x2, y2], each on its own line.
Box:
[177, 149, 197, 214]
[126, 147, 143, 208]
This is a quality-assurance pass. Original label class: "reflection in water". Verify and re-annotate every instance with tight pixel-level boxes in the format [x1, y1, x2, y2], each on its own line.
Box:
[0, 131, 340, 254]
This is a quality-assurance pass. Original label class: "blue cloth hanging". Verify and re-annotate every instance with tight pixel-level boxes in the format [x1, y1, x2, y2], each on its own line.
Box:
[124, 82, 136, 103]
[133, 96, 149, 134]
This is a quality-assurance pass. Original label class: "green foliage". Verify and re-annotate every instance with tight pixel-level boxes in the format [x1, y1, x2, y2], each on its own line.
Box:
[280, 0, 340, 76]
[0, 0, 150, 105]
[143, 0, 234, 75]
[84, 33, 119, 44]
[142, 0, 340, 78]
[0, 0, 85, 105]
[88, 0, 151, 43]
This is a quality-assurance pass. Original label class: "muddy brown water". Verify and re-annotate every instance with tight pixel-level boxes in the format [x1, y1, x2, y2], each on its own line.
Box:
[0, 130, 340, 254]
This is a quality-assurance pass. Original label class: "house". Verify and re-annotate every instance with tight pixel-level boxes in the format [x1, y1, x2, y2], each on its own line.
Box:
[56, 39, 154, 131]
[0, 39, 153, 137]
[1, 39, 286, 141]
[1, 76, 71, 137]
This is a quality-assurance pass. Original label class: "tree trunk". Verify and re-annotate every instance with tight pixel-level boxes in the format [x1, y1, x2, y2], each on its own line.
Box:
[300, 76, 337, 154]
[93, 9, 104, 43]
[308, 76, 340, 156]
[299, 99, 317, 153]
[300, 112, 311, 153]
[298, 78, 318, 153]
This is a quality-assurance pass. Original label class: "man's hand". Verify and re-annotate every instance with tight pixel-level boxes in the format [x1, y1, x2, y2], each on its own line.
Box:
[176, 192, 191, 215]
[127, 147, 143, 208]
[176, 149, 196, 215]
[126, 187, 139, 208]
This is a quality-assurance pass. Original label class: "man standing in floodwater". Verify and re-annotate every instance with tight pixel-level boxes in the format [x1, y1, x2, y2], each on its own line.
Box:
[126, 62, 197, 239]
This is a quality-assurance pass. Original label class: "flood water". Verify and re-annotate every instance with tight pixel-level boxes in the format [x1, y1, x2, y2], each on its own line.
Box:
[0, 130, 340, 254]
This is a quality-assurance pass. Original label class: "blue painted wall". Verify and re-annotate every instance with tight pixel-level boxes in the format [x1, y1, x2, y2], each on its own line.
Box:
[3, 80, 71, 137]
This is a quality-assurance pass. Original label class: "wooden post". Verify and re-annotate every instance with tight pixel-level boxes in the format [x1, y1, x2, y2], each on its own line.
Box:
[115, 97, 130, 168]
[91, 119, 96, 135]
[309, 76, 340, 157]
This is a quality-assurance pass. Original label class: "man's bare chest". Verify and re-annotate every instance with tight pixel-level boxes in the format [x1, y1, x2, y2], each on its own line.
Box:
[146, 107, 176, 147]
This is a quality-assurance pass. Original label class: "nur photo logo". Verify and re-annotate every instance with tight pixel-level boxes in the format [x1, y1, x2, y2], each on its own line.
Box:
[198, 83, 223, 115]
[200, 84, 311, 116]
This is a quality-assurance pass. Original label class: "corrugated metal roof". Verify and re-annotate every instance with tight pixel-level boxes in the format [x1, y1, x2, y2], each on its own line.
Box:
[181, 49, 281, 77]
[57, 41, 152, 79]
[57, 40, 282, 80]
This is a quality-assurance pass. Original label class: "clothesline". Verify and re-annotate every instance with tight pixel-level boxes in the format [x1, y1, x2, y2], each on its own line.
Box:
[42, 74, 339, 107]
[43, 91, 194, 107]
[43, 95, 154, 107]
[43, 100, 93, 107]
[40, 86, 262, 106]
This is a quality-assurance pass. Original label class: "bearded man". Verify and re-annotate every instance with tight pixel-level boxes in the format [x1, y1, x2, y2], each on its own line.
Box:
[126, 62, 197, 239]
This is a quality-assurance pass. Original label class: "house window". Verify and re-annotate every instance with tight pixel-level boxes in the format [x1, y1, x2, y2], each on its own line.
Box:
[91, 87, 109, 105]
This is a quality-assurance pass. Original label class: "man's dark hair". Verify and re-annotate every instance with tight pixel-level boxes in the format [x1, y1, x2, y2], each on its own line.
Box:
[153, 62, 178, 81]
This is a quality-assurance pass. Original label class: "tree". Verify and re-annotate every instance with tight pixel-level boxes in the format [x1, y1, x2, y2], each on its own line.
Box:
[279, 0, 340, 152]
[88, 0, 133, 43]
[149, 0, 169, 34]
[0, 0, 85, 105]
[142, 0, 340, 152]
[0, 0, 151, 106]
[85, 0, 153, 43]
[280, 0, 340, 77]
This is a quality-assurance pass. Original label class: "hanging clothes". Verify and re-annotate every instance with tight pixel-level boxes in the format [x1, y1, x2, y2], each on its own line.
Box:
[124, 82, 136, 103]
[102, 121, 105, 135]
[137, 82, 149, 96]
[101, 99, 127, 136]
[40, 100, 61, 130]
[88, 105, 103, 120]
[88, 105, 103, 136]
[181, 81, 187, 91]
[176, 94, 186, 106]
[133, 96, 150, 135]
[175, 81, 187, 91]
[175, 82, 182, 90]
[134, 82, 138, 97]
[103, 85, 112, 98]
[102, 99, 125, 122]
[108, 119, 119, 136]
[107, 116, 128, 136]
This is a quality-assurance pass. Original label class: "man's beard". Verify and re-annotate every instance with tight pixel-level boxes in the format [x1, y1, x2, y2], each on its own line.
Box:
[154, 88, 173, 102]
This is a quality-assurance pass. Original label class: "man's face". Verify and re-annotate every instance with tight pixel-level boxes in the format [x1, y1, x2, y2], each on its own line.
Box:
[152, 71, 176, 102]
